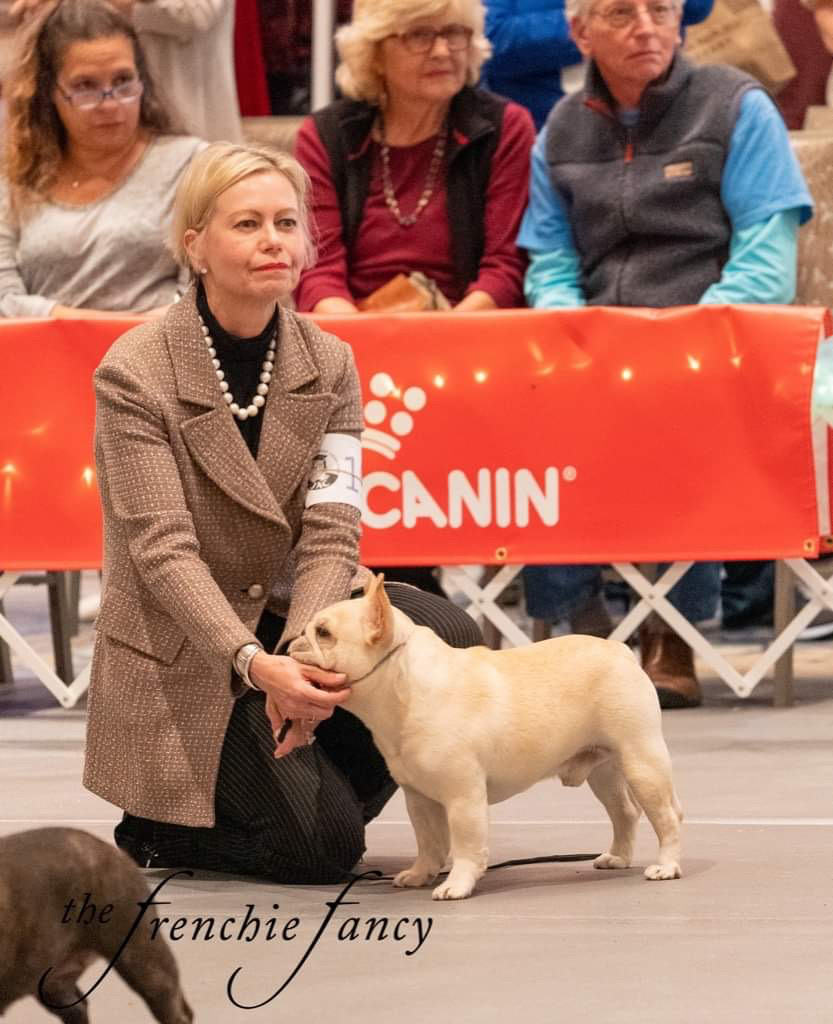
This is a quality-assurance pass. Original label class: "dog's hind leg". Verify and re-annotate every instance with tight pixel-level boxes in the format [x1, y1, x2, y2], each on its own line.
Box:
[558, 747, 610, 787]
[112, 937, 193, 1024]
[84, 868, 192, 1024]
[618, 747, 682, 880]
[93, 902, 191, 1023]
[38, 952, 95, 1024]
[587, 760, 641, 870]
[394, 786, 450, 890]
[42, 986, 89, 1024]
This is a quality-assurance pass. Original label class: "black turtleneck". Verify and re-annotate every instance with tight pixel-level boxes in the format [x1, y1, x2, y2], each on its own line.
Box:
[196, 283, 279, 459]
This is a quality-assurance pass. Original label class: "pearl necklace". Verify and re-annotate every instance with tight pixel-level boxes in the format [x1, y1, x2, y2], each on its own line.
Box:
[199, 316, 276, 421]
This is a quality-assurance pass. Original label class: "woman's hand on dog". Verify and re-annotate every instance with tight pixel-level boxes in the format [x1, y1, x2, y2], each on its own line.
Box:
[250, 653, 349, 718]
[249, 654, 350, 756]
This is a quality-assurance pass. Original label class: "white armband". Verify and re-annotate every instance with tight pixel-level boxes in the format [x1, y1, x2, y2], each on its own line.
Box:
[305, 433, 362, 510]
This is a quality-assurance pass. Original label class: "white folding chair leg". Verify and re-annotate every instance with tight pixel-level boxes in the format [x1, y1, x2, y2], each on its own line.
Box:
[0, 570, 89, 708]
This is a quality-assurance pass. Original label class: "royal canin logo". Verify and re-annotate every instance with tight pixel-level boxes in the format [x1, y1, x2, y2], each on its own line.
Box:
[361, 372, 575, 530]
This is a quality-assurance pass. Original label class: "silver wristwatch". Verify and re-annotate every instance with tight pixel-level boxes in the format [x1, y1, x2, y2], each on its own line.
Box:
[233, 642, 263, 690]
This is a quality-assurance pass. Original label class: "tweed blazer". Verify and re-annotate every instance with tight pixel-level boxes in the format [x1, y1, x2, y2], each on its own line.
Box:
[83, 288, 365, 827]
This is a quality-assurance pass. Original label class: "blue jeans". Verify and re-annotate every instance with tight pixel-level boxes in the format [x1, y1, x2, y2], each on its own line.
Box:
[523, 562, 721, 624]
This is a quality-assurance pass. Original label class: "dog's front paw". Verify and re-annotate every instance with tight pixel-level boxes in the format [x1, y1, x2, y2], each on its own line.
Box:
[644, 861, 682, 880]
[393, 866, 437, 888]
[431, 875, 476, 901]
[593, 852, 631, 870]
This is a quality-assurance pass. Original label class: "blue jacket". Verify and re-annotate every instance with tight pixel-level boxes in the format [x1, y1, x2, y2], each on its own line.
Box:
[482, 0, 715, 128]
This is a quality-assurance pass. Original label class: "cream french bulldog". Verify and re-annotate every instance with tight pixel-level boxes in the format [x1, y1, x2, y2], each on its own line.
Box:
[289, 575, 682, 901]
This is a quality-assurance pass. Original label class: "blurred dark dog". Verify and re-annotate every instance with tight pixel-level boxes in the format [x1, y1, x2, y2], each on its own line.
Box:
[0, 828, 192, 1023]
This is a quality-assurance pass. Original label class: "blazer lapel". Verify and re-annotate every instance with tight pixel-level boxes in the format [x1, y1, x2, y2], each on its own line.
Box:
[166, 289, 287, 527]
[255, 306, 336, 509]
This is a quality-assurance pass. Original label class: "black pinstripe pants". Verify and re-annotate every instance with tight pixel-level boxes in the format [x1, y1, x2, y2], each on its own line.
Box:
[115, 583, 482, 884]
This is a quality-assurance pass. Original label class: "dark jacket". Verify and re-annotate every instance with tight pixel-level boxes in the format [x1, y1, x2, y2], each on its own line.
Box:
[311, 86, 507, 291]
[544, 53, 758, 307]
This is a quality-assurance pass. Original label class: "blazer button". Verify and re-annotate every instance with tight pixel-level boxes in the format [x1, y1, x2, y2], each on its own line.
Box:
[247, 583, 265, 599]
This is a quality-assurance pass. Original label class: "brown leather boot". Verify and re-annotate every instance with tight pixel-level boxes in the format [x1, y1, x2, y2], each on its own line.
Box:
[639, 620, 702, 708]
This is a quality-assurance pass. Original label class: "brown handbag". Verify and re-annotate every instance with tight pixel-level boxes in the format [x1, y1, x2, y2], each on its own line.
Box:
[357, 272, 452, 312]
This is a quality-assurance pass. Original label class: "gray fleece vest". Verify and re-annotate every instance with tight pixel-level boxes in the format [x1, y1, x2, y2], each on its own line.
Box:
[545, 53, 759, 307]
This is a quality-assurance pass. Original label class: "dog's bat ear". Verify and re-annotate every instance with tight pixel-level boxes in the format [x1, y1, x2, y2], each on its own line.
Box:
[363, 572, 385, 596]
[364, 575, 393, 646]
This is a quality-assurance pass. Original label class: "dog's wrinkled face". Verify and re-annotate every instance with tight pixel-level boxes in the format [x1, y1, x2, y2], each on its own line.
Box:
[288, 574, 394, 681]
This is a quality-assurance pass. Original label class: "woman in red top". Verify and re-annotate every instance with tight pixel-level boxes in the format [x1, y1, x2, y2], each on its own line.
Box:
[294, 0, 535, 314]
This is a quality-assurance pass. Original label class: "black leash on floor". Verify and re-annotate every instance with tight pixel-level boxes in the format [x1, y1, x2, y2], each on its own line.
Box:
[486, 852, 600, 871]
[349, 851, 602, 884]
[140, 846, 601, 885]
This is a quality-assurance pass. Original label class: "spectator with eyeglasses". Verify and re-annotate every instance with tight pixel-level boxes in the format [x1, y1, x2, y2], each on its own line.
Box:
[293, 0, 534, 318]
[481, 0, 713, 130]
[0, 0, 204, 319]
[293, 0, 534, 599]
[517, 0, 813, 709]
[12, 0, 243, 141]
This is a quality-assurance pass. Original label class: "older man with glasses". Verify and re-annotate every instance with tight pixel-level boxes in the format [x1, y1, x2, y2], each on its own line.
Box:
[481, 0, 714, 130]
[517, 0, 813, 709]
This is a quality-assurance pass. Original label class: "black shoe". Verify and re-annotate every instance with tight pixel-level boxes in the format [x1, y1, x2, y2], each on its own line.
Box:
[721, 561, 774, 630]
[721, 603, 773, 630]
[114, 813, 173, 868]
[722, 592, 833, 638]
[115, 834, 172, 869]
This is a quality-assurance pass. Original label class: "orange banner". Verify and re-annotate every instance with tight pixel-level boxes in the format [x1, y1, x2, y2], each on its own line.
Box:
[0, 306, 828, 570]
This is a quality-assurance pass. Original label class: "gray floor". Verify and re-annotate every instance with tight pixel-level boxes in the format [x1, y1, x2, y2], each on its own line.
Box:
[1, 575, 832, 1024]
